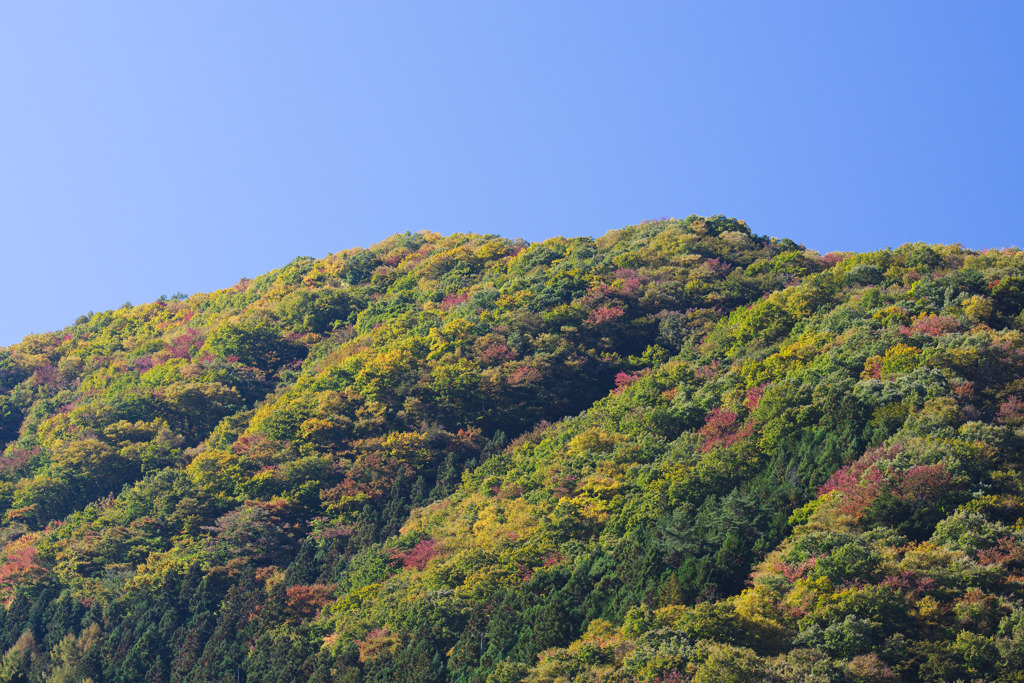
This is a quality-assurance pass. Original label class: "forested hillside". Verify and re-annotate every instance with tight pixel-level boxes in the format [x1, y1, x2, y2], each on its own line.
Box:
[0, 216, 1021, 682]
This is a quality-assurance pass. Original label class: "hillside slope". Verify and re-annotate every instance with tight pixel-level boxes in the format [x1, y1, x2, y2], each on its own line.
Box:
[0, 217, 1021, 681]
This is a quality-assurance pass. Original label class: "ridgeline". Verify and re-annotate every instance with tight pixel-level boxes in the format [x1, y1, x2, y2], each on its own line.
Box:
[0, 216, 1022, 681]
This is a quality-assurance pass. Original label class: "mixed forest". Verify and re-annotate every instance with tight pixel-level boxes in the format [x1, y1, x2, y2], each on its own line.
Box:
[0, 216, 1022, 682]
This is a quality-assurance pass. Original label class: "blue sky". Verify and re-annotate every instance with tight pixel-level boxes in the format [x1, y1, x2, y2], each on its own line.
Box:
[1, 2, 1022, 345]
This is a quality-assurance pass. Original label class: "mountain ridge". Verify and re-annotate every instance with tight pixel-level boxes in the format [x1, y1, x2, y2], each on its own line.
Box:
[0, 217, 1021, 681]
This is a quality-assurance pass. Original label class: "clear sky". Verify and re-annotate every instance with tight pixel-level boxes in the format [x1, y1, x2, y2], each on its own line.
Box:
[1, 2, 1022, 345]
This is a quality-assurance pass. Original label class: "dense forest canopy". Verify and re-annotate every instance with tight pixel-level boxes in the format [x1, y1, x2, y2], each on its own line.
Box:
[0, 216, 1021, 681]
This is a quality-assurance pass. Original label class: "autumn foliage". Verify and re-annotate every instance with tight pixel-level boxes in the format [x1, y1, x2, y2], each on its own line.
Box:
[0, 219, 1019, 680]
